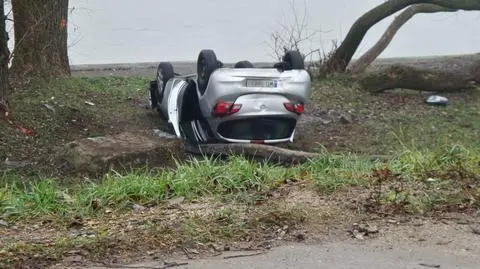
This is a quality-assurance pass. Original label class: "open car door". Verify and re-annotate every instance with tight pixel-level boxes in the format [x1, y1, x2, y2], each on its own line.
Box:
[166, 80, 188, 138]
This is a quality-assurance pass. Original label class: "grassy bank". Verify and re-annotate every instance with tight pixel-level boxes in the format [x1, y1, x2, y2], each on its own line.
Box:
[2, 145, 479, 220]
[1, 74, 479, 267]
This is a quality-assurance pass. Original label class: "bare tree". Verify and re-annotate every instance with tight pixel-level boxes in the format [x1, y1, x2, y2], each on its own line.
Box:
[11, 0, 70, 79]
[0, 0, 10, 119]
[323, 0, 480, 73]
[269, 0, 320, 61]
[347, 4, 455, 74]
[268, 0, 336, 76]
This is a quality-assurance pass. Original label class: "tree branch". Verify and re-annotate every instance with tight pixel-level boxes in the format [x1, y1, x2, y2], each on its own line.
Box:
[324, 0, 480, 73]
[347, 4, 456, 74]
[357, 63, 480, 93]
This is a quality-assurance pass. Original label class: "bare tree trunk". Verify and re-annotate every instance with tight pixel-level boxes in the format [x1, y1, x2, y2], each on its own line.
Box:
[323, 0, 480, 73]
[11, 0, 70, 79]
[358, 63, 480, 93]
[0, 0, 10, 119]
[347, 4, 454, 74]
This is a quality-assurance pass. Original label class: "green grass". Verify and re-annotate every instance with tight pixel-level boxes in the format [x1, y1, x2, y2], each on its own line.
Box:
[0, 154, 370, 220]
[304, 153, 378, 193]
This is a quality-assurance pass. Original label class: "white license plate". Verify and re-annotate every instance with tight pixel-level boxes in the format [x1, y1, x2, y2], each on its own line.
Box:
[246, 79, 278, 88]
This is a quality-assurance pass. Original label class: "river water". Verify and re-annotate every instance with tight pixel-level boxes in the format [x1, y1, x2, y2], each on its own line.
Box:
[15, 0, 480, 65]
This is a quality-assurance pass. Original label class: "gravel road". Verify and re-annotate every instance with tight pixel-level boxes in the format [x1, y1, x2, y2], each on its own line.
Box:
[59, 217, 480, 269]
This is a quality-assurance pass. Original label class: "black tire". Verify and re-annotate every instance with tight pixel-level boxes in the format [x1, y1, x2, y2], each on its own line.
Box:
[156, 62, 175, 102]
[283, 50, 305, 70]
[181, 118, 213, 146]
[197, 49, 219, 94]
[234, 60, 254, 68]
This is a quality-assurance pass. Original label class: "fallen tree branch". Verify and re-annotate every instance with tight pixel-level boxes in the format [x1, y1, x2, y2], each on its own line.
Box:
[101, 261, 188, 269]
[358, 63, 480, 93]
[347, 4, 455, 74]
[184, 143, 320, 164]
[223, 251, 266, 259]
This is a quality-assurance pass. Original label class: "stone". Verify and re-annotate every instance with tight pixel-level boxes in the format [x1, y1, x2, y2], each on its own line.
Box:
[339, 114, 353, 124]
[55, 132, 186, 176]
[166, 196, 185, 208]
[0, 219, 9, 227]
[133, 204, 147, 212]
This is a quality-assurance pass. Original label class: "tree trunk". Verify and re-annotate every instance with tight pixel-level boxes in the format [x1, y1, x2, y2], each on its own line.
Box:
[0, 0, 10, 119]
[11, 0, 70, 79]
[347, 4, 454, 74]
[323, 0, 480, 73]
[358, 64, 480, 93]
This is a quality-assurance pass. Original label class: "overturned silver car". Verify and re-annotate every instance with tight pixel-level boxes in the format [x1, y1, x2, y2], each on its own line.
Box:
[149, 49, 311, 145]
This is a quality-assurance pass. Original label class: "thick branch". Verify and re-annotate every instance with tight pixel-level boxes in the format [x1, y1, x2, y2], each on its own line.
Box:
[348, 4, 455, 74]
[324, 0, 480, 73]
[185, 143, 319, 164]
[358, 63, 479, 93]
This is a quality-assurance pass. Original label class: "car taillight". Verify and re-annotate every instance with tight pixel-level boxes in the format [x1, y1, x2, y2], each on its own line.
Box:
[284, 101, 304, 114]
[212, 100, 242, 117]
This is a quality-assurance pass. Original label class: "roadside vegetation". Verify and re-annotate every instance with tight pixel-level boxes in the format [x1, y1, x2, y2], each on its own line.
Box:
[1, 75, 479, 267]
[1, 0, 480, 268]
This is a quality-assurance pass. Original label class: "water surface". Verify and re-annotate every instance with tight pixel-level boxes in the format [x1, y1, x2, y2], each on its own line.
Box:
[63, 0, 480, 64]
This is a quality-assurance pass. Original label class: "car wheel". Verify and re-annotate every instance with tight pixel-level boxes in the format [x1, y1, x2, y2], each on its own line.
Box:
[234, 60, 254, 68]
[180, 111, 214, 145]
[183, 113, 214, 145]
[180, 120, 204, 145]
[156, 62, 175, 102]
[197, 49, 219, 94]
[283, 50, 305, 70]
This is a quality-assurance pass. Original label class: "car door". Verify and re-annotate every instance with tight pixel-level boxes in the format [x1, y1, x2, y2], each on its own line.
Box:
[166, 79, 188, 138]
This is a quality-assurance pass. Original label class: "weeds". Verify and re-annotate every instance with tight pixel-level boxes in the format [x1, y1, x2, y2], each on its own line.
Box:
[368, 145, 480, 214]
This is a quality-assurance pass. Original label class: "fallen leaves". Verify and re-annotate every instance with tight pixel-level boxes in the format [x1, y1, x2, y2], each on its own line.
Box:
[17, 125, 35, 136]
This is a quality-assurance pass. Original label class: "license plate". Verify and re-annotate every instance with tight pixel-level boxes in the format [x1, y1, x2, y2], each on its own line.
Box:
[246, 79, 278, 88]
